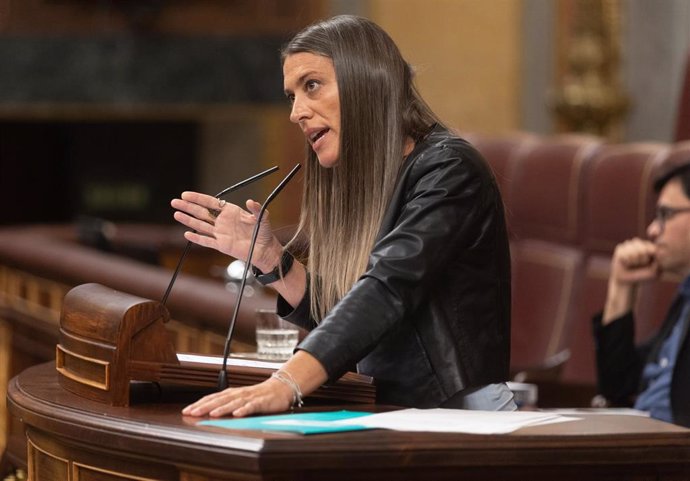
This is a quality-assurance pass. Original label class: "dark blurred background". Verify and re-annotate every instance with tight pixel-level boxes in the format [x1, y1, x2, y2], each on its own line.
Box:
[0, 0, 320, 226]
[0, 0, 688, 227]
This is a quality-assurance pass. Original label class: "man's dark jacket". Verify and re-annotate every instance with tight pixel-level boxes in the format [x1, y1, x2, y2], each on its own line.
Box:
[594, 295, 690, 427]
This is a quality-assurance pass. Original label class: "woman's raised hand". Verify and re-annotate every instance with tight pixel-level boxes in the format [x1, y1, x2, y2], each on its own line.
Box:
[171, 192, 281, 270]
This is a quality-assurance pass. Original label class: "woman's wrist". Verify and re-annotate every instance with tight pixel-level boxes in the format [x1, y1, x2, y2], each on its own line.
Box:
[254, 239, 284, 274]
[253, 250, 295, 286]
[269, 371, 302, 408]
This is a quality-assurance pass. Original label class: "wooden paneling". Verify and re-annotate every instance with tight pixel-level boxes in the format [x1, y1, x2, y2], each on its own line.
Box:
[0, 319, 10, 456]
[370, 0, 523, 133]
[0, 267, 252, 466]
[28, 430, 176, 481]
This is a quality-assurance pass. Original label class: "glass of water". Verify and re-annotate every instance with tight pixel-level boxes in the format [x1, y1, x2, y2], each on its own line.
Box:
[255, 309, 299, 361]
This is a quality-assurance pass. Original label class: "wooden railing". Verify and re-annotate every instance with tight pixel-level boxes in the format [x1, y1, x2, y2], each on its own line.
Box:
[0, 223, 276, 469]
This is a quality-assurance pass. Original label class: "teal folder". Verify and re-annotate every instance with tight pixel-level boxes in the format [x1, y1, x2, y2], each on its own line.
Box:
[198, 410, 373, 435]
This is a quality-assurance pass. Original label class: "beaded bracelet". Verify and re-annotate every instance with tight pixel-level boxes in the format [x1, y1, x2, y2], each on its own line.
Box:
[271, 370, 304, 408]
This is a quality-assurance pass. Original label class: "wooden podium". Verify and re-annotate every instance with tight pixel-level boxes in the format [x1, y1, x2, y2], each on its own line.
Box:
[55, 283, 375, 407]
[8, 362, 690, 481]
[7, 285, 690, 481]
[7, 284, 683, 480]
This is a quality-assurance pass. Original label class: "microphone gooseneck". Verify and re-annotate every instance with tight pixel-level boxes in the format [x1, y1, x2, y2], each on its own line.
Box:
[217, 163, 302, 391]
[161, 165, 279, 306]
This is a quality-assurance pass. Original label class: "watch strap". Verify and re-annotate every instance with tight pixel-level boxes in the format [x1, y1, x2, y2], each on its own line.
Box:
[252, 250, 294, 285]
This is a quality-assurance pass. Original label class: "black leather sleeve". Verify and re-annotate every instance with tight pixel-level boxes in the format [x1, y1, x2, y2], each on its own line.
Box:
[276, 287, 318, 331]
[592, 311, 647, 405]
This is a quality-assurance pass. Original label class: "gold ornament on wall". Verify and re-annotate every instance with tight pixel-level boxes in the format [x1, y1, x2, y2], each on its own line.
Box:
[551, 0, 630, 139]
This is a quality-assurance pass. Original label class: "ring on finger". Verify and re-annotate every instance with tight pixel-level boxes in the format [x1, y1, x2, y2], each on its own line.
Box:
[208, 198, 226, 219]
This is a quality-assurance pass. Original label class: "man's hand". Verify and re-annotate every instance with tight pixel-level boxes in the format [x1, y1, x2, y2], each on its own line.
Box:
[603, 238, 660, 324]
[610, 238, 659, 284]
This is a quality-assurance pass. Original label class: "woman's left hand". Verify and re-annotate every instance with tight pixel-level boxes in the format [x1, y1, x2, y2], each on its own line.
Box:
[182, 352, 329, 418]
[182, 376, 294, 418]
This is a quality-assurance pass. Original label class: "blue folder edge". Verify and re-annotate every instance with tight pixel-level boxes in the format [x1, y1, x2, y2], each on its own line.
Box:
[197, 410, 374, 435]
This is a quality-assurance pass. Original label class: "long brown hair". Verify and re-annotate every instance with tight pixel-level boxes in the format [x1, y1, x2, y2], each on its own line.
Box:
[282, 15, 440, 321]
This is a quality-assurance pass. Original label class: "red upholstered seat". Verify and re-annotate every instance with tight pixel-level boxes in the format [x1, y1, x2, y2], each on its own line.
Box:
[510, 239, 584, 373]
[507, 135, 601, 375]
[464, 131, 537, 200]
[508, 134, 602, 245]
[583, 143, 670, 254]
[561, 255, 610, 386]
[464, 131, 538, 239]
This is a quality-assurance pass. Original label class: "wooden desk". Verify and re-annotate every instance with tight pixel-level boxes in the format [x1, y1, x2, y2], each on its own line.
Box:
[8, 363, 690, 481]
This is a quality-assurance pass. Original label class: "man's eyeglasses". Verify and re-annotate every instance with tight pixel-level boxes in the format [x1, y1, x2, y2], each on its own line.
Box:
[653, 205, 690, 232]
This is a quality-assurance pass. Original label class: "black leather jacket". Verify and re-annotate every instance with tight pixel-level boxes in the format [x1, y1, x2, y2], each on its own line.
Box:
[278, 126, 511, 407]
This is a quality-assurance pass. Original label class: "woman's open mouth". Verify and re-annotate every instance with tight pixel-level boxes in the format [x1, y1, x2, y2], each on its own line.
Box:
[310, 128, 329, 148]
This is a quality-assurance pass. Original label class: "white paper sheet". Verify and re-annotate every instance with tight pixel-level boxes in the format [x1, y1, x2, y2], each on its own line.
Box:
[177, 352, 283, 370]
[541, 408, 650, 417]
[336, 408, 579, 434]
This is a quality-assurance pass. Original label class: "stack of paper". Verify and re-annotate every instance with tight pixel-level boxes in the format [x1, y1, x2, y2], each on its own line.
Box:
[338, 408, 578, 434]
[199, 408, 578, 435]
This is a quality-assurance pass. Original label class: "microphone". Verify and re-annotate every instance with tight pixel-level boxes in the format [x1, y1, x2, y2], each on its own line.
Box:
[161, 166, 279, 306]
[217, 163, 302, 390]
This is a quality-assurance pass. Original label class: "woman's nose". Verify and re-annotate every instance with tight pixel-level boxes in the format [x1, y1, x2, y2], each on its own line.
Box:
[289, 96, 311, 124]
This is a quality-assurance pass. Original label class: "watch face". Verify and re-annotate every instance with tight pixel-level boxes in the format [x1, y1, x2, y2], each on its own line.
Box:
[256, 271, 279, 285]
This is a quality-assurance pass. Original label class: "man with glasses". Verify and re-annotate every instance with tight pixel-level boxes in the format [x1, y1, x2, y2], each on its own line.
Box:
[594, 160, 690, 427]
